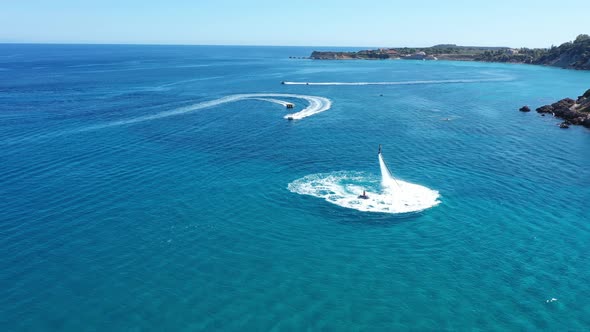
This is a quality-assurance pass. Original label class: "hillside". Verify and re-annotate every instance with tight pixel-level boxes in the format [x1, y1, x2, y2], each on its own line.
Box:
[475, 34, 590, 70]
[309, 35, 590, 70]
[310, 45, 506, 61]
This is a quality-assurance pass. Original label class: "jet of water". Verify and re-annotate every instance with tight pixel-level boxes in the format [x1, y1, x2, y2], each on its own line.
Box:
[378, 147, 401, 191]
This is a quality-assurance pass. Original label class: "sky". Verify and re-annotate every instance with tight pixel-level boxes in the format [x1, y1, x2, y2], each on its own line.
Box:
[0, 0, 588, 47]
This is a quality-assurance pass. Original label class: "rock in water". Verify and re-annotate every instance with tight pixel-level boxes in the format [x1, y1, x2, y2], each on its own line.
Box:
[536, 105, 554, 113]
[519, 105, 531, 112]
[531, 89, 590, 129]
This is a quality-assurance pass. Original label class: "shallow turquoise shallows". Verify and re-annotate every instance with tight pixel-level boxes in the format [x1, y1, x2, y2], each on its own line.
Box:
[1, 44, 589, 331]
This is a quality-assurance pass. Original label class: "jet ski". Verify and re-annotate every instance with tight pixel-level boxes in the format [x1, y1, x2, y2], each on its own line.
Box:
[358, 190, 369, 199]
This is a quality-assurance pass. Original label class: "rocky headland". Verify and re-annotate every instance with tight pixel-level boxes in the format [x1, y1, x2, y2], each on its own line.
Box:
[522, 89, 590, 129]
[308, 35, 590, 70]
[309, 45, 501, 61]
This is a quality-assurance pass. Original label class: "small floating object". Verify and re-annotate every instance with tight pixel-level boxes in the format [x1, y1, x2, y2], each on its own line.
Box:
[281, 81, 285, 85]
[546, 298, 558, 303]
[286, 103, 294, 109]
[358, 190, 369, 199]
[286, 116, 294, 121]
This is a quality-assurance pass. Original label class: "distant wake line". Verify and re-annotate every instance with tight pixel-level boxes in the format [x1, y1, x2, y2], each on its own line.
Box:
[80, 94, 331, 132]
[282, 78, 511, 86]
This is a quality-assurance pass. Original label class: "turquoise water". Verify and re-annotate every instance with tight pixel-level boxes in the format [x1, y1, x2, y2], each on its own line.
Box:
[1, 44, 589, 331]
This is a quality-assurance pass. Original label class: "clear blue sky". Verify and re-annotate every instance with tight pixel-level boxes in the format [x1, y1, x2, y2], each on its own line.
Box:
[1, 0, 587, 47]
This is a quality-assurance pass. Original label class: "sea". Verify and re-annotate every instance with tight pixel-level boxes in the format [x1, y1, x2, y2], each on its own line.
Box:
[1, 44, 589, 331]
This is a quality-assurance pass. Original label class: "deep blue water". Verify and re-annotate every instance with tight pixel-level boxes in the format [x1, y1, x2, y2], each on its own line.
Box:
[1, 44, 589, 331]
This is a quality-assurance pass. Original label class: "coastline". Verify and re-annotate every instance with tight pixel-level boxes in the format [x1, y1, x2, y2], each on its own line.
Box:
[523, 89, 590, 129]
[306, 53, 590, 71]
[306, 35, 590, 70]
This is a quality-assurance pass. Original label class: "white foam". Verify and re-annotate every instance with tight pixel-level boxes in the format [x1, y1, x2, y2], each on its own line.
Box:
[379, 153, 397, 189]
[251, 98, 292, 107]
[282, 78, 511, 86]
[155, 76, 224, 88]
[288, 171, 440, 214]
[80, 93, 331, 131]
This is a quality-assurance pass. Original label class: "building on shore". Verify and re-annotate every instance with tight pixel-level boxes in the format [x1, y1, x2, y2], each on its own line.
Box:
[402, 51, 437, 60]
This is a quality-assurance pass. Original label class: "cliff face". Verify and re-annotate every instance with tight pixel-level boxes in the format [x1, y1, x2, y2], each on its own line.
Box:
[476, 34, 590, 70]
[534, 41, 590, 70]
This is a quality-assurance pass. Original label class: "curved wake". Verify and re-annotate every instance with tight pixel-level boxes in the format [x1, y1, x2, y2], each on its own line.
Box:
[288, 171, 440, 214]
[80, 93, 331, 131]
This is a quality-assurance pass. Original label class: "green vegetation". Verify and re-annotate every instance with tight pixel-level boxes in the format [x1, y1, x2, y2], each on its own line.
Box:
[310, 46, 503, 61]
[475, 34, 590, 69]
[397, 45, 504, 56]
[310, 34, 590, 70]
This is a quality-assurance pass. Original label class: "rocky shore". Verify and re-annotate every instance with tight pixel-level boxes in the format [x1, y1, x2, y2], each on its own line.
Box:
[521, 89, 590, 129]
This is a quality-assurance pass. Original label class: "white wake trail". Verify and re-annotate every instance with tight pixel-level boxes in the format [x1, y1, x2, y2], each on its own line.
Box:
[79, 93, 332, 131]
[251, 98, 292, 107]
[288, 151, 440, 214]
[288, 171, 440, 214]
[282, 78, 511, 86]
